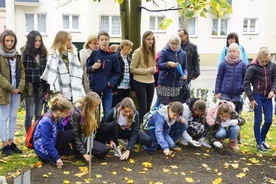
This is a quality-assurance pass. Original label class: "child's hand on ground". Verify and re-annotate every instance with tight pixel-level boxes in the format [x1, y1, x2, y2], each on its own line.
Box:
[213, 141, 223, 148]
[163, 148, 170, 156]
[120, 150, 130, 160]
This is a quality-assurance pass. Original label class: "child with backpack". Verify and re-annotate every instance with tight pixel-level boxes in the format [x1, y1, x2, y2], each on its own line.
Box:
[143, 101, 186, 156]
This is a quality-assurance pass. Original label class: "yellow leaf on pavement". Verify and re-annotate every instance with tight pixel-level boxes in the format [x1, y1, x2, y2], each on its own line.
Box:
[236, 172, 246, 178]
[212, 177, 222, 184]
[127, 179, 134, 184]
[163, 168, 170, 173]
[242, 167, 249, 172]
[95, 174, 102, 178]
[101, 162, 108, 166]
[249, 158, 259, 164]
[185, 177, 194, 182]
[63, 180, 70, 184]
[43, 174, 48, 178]
[112, 171, 117, 175]
[129, 159, 135, 164]
[231, 163, 239, 169]
[170, 165, 179, 169]
[123, 167, 132, 172]
[63, 171, 70, 175]
[142, 162, 153, 168]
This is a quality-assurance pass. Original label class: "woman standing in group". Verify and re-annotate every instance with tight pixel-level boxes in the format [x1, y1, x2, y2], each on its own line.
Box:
[65, 92, 109, 162]
[112, 39, 133, 107]
[33, 96, 74, 167]
[157, 35, 187, 105]
[22, 30, 49, 133]
[79, 35, 99, 94]
[130, 31, 156, 123]
[0, 29, 25, 155]
[41, 31, 85, 103]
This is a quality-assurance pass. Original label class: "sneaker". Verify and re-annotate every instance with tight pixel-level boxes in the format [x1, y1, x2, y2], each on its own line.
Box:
[1, 145, 13, 155]
[256, 144, 267, 152]
[9, 142, 22, 154]
[262, 142, 271, 150]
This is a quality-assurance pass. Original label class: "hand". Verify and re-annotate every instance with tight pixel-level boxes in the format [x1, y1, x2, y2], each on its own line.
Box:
[83, 154, 91, 164]
[92, 60, 101, 70]
[120, 150, 130, 160]
[167, 61, 177, 68]
[56, 158, 63, 168]
[213, 141, 223, 148]
[163, 148, 170, 156]
[215, 93, 221, 99]
[180, 117, 186, 124]
[180, 75, 187, 80]
[148, 66, 156, 74]
[68, 142, 73, 149]
[228, 119, 238, 126]
[250, 100, 258, 110]
[13, 89, 20, 94]
[110, 141, 116, 149]
[268, 91, 275, 99]
[130, 91, 136, 98]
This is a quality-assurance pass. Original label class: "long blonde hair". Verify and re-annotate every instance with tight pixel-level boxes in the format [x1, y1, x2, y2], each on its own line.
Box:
[49, 31, 69, 54]
[49, 96, 73, 112]
[82, 92, 101, 137]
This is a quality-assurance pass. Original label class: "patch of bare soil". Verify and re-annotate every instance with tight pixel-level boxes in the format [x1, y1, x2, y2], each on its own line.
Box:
[27, 145, 276, 184]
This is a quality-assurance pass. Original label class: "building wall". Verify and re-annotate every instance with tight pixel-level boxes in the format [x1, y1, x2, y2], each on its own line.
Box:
[0, 12, 6, 32]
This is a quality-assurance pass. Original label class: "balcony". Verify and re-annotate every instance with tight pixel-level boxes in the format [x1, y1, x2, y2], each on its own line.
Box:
[15, 0, 40, 6]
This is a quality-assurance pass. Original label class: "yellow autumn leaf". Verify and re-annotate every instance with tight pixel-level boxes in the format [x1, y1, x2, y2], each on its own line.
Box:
[63, 171, 70, 175]
[163, 168, 170, 173]
[127, 179, 134, 184]
[223, 163, 229, 169]
[203, 153, 210, 157]
[142, 162, 153, 168]
[43, 174, 48, 178]
[188, 170, 194, 174]
[112, 171, 117, 175]
[194, 153, 201, 156]
[212, 177, 222, 184]
[170, 165, 179, 169]
[242, 167, 249, 172]
[214, 168, 218, 172]
[74, 172, 87, 177]
[236, 172, 246, 178]
[63, 180, 70, 184]
[257, 153, 263, 157]
[123, 167, 132, 172]
[154, 182, 163, 184]
[79, 166, 88, 172]
[249, 158, 259, 164]
[231, 163, 239, 169]
[129, 159, 135, 164]
[185, 177, 194, 182]
[180, 172, 186, 175]
[34, 161, 43, 168]
[124, 177, 129, 180]
[101, 162, 108, 166]
[95, 174, 102, 178]
[139, 171, 146, 174]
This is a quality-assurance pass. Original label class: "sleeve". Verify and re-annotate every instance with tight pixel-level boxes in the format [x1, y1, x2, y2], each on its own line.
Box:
[154, 115, 169, 150]
[17, 55, 26, 93]
[40, 120, 60, 161]
[241, 46, 249, 65]
[87, 51, 96, 74]
[243, 66, 255, 102]
[105, 107, 116, 123]
[192, 45, 200, 78]
[130, 49, 149, 75]
[108, 54, 121, 88]
[217, 47, 227, 69]
[79, 49, 88, 68]
[157, 50, 169, 70]
[126, 111, 140, 151]
[215, 63, 225, 94]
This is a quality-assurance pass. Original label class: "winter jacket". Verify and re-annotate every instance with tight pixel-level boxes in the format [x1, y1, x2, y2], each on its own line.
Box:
[0, 53, 25, 104]
[147, 104, 172, 150]
[87, 49, 121, 93]
[215, 59, 246, 95]
[217, 45, 248, 68]
[33, 112, 62, 161]
[158, 45, 187, 87]
[105, 103, 139, 151]
[180, 40, 200, 83]
[244, 59, 276, 102]
[112, 51, 133, 92]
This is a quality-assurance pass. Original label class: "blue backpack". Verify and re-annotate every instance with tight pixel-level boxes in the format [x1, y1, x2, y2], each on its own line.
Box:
[141, 107, 158, 131]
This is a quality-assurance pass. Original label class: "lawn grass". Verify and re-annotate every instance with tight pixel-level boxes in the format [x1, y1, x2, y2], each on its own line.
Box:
[0, 110, 276, 180]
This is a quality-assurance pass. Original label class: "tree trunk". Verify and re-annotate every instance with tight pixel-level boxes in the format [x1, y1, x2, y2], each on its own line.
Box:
[119, 0, 129, 39]
[129, 0, 142, 51]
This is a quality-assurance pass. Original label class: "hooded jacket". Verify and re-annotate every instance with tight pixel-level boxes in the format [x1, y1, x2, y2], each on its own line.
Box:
[158, 45, 187, 87]
[244, 59, 276, 102]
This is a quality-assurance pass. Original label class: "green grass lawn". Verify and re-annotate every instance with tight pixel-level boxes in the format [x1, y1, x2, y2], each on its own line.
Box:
[0, 110, 276, 180]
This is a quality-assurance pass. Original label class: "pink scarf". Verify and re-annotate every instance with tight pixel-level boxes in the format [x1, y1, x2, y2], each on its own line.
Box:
[225, 55, 241, 65]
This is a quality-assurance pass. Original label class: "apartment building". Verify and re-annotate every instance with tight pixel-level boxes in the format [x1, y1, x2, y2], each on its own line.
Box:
[1, 0, 275, 65]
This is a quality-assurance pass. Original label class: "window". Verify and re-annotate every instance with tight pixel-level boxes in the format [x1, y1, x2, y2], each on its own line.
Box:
[25, 13, 47, 33]
[212, 18, 228, 36]
[243, 18, 257, 33]
[178, 17, 197, 36]
[62, 15, 80, 31]
[100, 15, 121, 36]
[149, 16, 163, 31]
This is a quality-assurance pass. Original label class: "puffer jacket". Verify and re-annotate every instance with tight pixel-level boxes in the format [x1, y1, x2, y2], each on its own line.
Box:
[244, 59, 276, 102]
[0, 53, 25, 104]
[158, 45, 187, 87]
[215, 59, 246, 95]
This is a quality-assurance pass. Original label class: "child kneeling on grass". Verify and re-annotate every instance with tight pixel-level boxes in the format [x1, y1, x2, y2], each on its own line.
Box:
[143, 101, 187, 156]
[206, 100, 245, 152]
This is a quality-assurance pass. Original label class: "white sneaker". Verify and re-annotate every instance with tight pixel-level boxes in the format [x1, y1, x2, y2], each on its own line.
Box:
[179, 139, 189, 146]
[199, 137, 211, 148]
[113, 146, 122, 157]
[213, 141, 223, 148]
[189, 140, 201, 147]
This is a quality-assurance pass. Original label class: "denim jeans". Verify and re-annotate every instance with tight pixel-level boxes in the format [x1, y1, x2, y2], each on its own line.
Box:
[152, 93, 161, 110]
[215, 125, 240, 140]
[253, 94, 273, 145]
[101, 91, 112, 123]
[0, 94, 21, 141]
[221, 93, 242, 113]
[24, 91, 43, 132]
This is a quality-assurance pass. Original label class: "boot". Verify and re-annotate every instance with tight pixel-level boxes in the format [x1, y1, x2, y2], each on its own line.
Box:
[229, 139, 239, 152]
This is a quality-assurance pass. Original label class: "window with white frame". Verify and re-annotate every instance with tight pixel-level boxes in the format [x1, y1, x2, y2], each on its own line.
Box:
[62, 15, 80, 31]
[149, 16, 163, 31]
[212, 18, 229, 36]
[25, 13, 47, 33]
[100, 15, 121, 36]
[178, 17, 197, 36]
[243, 18, 257, 33]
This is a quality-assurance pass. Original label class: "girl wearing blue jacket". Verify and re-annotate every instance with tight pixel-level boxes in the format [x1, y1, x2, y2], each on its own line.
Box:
[33, 96, 74, 168]
[143, 101, 187, 156]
